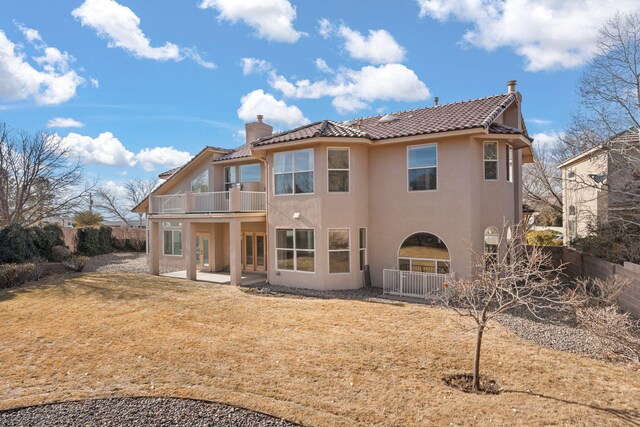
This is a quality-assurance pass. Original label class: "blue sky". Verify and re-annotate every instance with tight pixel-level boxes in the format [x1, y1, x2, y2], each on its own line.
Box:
[1, 0, 637, 184]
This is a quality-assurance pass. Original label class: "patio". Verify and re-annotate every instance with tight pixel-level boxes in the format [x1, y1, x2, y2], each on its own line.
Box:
[161, 270, 267, 286]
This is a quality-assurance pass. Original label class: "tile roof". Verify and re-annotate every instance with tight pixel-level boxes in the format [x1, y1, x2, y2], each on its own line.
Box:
[212, 143, 254, 162]
[254, 93, 522, 147]
[158, 167, 180, 179]
[253, 120, 369, 147]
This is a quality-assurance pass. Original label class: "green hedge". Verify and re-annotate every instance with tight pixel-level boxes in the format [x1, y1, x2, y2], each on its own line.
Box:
[75, 226, 114, 256]
[0, 223, 66, 264]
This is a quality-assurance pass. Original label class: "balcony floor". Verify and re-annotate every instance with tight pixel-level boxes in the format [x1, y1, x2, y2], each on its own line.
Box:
[162, 270, 267, 286]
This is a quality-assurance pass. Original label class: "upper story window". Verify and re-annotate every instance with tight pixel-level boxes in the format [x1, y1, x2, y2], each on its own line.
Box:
[191, 169, 209, 193]
[506, 144, 513, 183]
[224, 166, 236, 190]
[484, 142, 498, 180]
[240, 163, 260, 182]
[274, 149, 314, 195]
[328, 148, 350, 192]
[408, 144, 437, 191]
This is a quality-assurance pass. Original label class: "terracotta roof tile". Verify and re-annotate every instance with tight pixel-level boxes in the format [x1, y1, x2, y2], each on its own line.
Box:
[253, 120, 369, 147]
[212, 144, 253, 162]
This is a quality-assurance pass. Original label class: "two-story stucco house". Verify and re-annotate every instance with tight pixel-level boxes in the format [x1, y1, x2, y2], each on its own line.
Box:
[134, 81, 533, 293]
[558, 128, 640, 243]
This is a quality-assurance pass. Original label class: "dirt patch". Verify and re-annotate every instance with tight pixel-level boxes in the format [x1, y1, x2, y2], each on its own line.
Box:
[443, 373, 503, 395]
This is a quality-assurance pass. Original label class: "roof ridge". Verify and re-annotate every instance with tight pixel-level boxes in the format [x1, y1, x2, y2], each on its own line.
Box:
[255, 120, 323, 143]
[343, 92, 512, 123]
[480, 93, 517, 129]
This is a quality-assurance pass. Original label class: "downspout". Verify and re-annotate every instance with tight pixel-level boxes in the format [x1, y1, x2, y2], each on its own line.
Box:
[255, 153, 270, 285]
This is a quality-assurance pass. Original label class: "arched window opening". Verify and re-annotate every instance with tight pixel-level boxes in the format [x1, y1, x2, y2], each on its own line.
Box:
[398, 232, 450, 274]
[569, 205, 576, 216]
[484, 227, 499, 254]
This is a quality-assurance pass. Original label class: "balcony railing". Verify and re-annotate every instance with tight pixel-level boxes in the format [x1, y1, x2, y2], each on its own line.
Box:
[150, 189, 265, 214]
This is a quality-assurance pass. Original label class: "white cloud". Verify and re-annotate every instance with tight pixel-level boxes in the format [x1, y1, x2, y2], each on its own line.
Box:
[15, 23, 42, 44]
[531, 130, 564, 151]
[318, 18, 333, 39]
[135, 147, 193, 171]
[0, 30, 85, 105]
[73, 0, 215, 68]
[416, 0, 640, 71]
[199, 0, 303, 43]
[238, 89, 309, 128]
[241, 57, 273, 75]
[338, 26, 406, 64]
[269, 63, 431, 113]
[59, 131, 192, 171]
[90, 78, 100, 88]
[529, 118, 552, 125]
[48, 117, 85, 128]
[314, 58, 333, 74]
[60, 132, 136, 167]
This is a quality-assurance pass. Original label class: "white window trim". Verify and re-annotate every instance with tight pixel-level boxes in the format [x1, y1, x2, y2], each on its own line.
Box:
[506, 144, 514, 183]
[274, 227, 316, 273]
[397, 257, 451, 275]
[407, 143, 438, 193]
[273, 148, 315, 196]
[327, 147, 350, 193]
[240, 163, 261, 183]
[191, 168, 210, 193]
[224, 166, 236, 190]
[328, 227, 351, 275]
[359, 227, 367, 271]
[483, 141, 499, 181]
[162, 229, 183, 257]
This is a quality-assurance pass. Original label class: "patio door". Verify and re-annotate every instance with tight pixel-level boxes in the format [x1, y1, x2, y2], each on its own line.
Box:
[242, 232, 266, 272]
[195, 233, 210, 271]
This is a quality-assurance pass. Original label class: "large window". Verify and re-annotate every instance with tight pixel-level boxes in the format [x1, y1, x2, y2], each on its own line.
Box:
[240, 163, 260, 182]
[506, 144, 513, 183]
[163, 221, 182, 256]
[398, 232, 450, 274]
[276, 228, 315, 272]
[191, 169, 209, 193]
[408, 144, 437, 191]
[359, 228, 367, 271]
[484, 142, 498, 180]
[328, 148, 349, 192]
[224, 166, 236, 191]
[328, 228, 350, 274]
[274, 149, 314, 195]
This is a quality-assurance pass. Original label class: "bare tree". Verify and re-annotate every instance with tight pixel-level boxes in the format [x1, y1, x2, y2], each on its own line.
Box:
[95, 178, 157, 227]
[523, 146, 563, 223]
[0, 123, 89, 227]
[563, 10, 640, 227]
[444, 225, 579, 392]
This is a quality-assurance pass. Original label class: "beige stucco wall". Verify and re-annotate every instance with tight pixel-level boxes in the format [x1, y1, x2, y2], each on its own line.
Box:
[562, 152, 608, 241]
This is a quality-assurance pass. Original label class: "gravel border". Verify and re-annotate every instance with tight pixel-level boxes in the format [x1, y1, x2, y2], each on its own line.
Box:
[0, 397, 299, 427]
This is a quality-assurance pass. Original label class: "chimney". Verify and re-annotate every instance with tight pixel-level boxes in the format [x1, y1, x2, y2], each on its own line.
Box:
[434, 96, 439, 106]
[507, 80, 517, 94]
[245, 114, 272, 144]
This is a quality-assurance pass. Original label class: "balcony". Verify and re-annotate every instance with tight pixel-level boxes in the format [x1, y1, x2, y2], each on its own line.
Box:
[150, 189, 266, 215]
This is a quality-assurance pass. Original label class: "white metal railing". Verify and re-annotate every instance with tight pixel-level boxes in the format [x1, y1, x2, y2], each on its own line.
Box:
[383, 268, 453, 299]
[192, 191, 229, 212]
[240, 191, 266, 212]
[150, 191, 265, 214]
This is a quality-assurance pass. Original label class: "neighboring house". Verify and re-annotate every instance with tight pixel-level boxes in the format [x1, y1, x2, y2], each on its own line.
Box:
[558, 128, 640, 243]
[134, 81, 533, 291]
[102, 220, 146, 229]
[41, 217, 74, 228]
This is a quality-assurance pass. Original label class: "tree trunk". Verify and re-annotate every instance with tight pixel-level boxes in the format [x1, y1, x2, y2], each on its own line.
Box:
[473, 324, 485, 391]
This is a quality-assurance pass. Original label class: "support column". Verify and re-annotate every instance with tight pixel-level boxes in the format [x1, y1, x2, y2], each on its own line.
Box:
[149, 220, 160, 275]
[184, 221, 197, 281]
[229, 219, 242, 286]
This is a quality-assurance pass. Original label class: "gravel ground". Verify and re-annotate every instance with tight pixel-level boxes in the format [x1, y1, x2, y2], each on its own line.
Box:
[84, 253, 164, 274]
[0, 398, 298, 427]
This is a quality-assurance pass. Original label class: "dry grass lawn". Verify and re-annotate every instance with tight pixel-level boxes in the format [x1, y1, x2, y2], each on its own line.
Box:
[1, 273, 639, 426]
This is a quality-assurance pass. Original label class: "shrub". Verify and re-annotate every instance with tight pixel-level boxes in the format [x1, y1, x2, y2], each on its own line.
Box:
[29, 224, 65, 261]
[73, 210, 103, 227]
[75, 226, 114, 256]
[0, 224, 38, 264]
[526, 230, 561, 246]
[0, 263, 36, 289]
[51, 245, 71, 262]
[63, 255, 90, 272]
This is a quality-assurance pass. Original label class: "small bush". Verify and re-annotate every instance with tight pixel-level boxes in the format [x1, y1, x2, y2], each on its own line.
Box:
[75, 226, 114, 256]
[63, 255, 90, 272]
[0, 224, 38, 264]
[51, 245, 71, 262]
[0, 263, 36, 289]
[526, 230, 561, 246]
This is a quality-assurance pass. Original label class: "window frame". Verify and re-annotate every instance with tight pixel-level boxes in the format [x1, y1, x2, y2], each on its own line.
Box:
[224, 166, 236, 191]
[275, 227, 315, 273]
[191, 169, 210, 193]
[240, 163, 261, 183]
[397, 232, 451, 275]
[506, 144, 513, 183]
[407, 143, 438, 192]
[328, 228, 351, 275]
[359, 227, 367, 271]
[273, 148, 315, 196]
[483, 141, 499, 181]
[327, 147, 350, 193]
[162, 221, 183, 257]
